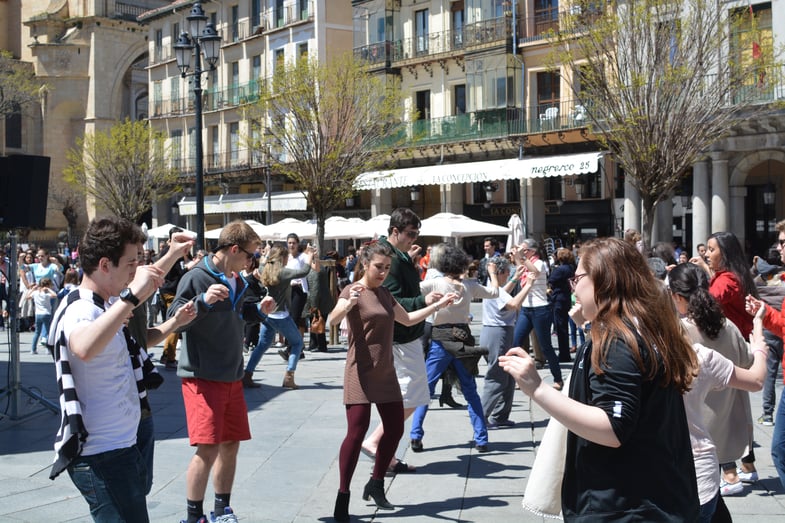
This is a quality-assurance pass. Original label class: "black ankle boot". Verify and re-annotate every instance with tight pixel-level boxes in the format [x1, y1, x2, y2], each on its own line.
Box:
[439, 393, 465, 409]
[333, 491, 350, 522]
[362, 478, 395, 510]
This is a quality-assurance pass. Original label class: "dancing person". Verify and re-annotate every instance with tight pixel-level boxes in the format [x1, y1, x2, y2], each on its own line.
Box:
[422, 243, 463, 409]
[243, 242, 316, 389]
[511, 239, 563, 389]
[157, 227, 199, 369]
[410, 244, 499, 452]
[745, 218, 785, 491]
[360, 209, 445, 467]
[328, 242, 457, 522]
[26, 277, 56, 354]
[749, 256, 785, 426]
[691, 231, 760, 487]
[278, 233, 319, 359]
[169, 221, 275, 523]
[481, 255, 532, 428]
[500, 237, 700, 521]
[669, 262, 768, 520]
[48, 217, 165, 521]
[549, 248, 576, 362]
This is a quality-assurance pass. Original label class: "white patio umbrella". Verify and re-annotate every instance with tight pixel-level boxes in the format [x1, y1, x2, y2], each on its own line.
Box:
[146, 223, 194, 239]
[506, 213, 525, 251]
[419, 212, 510, 239]
[324, 216, 369, 240]
[204, 220, 270, 241]
[358, 214, 391, 239]
[258, 217, 317, 241]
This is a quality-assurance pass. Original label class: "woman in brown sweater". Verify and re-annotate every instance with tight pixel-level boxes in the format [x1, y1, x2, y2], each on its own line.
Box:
[327, 242, 457, 522]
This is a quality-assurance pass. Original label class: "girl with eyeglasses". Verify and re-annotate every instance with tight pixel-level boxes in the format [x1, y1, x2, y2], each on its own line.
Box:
[500, 237, 700, 521]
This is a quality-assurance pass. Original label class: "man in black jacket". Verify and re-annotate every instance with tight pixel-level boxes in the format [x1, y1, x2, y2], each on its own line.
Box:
[158, 227, 201, 368]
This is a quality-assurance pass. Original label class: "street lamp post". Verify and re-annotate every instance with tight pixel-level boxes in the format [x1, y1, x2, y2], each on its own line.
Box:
[266, 143, 273, 225]
[174, 2, 220, 250]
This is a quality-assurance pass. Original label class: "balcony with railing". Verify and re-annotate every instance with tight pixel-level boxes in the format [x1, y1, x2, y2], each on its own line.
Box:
[150, 79, 269, 118]
[380, 99, 591, 149]
[354, 17, 511, 67]
[265, 1, 314, 32]
[113, 1, 162, 22]
[515, 5, 604, 45]
[170, 147, 266, 177]
[463, 16, 512, 48]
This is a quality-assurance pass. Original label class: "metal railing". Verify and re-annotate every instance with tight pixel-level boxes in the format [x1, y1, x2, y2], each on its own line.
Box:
[379, 99, 591, 148]
[150, 45, 174, 66]
[354, 17, 510, 65]
[150, 79, 269, 118]
[266, 1, 314, 31]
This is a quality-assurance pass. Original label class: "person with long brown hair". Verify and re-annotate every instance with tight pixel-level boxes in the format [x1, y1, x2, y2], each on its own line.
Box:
[243, 241, 316, 389]
[500, 237, 700, 521]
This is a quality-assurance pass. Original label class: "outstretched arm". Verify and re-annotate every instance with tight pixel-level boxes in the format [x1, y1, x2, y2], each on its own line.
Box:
[499, 347, 620, 448]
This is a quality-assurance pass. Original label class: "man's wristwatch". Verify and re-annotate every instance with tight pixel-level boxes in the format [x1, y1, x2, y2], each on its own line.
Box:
[119, 287, 140, 306]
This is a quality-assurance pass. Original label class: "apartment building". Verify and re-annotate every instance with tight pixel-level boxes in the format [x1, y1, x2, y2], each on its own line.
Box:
[139, 0, 354, 232]
[351, 0, 785, 255]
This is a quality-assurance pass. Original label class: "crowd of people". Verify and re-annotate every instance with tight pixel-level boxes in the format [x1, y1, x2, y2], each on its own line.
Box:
[1, 210, 785, 522]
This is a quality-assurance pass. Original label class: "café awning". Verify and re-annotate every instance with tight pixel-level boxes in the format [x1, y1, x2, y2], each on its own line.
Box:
[177, 191, 308, 216]
[353, 151, 604, 190]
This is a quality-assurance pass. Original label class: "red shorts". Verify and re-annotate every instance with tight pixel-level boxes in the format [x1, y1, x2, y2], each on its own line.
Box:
[182, 378, 251, 445]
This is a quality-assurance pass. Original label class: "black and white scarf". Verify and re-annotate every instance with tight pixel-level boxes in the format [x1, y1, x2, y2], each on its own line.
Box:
[48, 289, 157, 479]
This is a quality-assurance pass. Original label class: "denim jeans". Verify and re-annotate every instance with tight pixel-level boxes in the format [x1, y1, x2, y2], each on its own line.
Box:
[762, 329, 783, 416]
[245, 314, 304, 372]
[552, 298, 571, 361]
[410, 341, 488, 446]
[772, 386, 785, 489]
[31, 313, 51, 352]
[67, 445, 149, 522]
[137, 413, 155, 494]
[699, 490, 719, 523]
[512, 305, 563, 383]
[569, 317, 585, 348]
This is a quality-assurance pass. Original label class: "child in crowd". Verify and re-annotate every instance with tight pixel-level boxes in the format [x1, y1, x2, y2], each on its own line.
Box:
[26, 277, 57, 354]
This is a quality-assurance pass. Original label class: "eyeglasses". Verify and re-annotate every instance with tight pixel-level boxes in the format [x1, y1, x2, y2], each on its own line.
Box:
[236, 245, 255, 260]
[569, 273, 589, 289]
[778, 239, 785, 247]
[398, 228, 419, 239]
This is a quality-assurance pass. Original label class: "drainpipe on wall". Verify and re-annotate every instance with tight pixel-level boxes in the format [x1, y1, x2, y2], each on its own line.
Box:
[512, 0, 528, 237]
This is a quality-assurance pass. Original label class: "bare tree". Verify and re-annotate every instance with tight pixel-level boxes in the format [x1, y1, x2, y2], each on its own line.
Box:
[0, 51, 42, 118]
[555, 0, 781, 247]
[63, 119, 181, 222]
[246, 54, 406, 249]
[49, 184, 83, 248]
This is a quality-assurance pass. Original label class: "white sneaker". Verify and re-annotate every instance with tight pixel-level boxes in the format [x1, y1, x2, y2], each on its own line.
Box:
[719, 479, 744, 496]
[736, 468, 759, 483]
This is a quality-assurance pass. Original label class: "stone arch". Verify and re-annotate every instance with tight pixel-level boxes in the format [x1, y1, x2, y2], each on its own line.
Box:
[108, 43, 150, 121]
[730, 150, 785, 186]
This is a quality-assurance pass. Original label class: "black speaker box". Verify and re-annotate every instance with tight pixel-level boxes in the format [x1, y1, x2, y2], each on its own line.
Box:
[0, 155, 50, 230]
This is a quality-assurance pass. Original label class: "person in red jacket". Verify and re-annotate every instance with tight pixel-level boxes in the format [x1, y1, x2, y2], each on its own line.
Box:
[691, 231, 761, 487]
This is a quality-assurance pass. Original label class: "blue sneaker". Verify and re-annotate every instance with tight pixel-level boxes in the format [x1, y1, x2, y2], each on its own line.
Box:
[211, 507, 239, 523]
